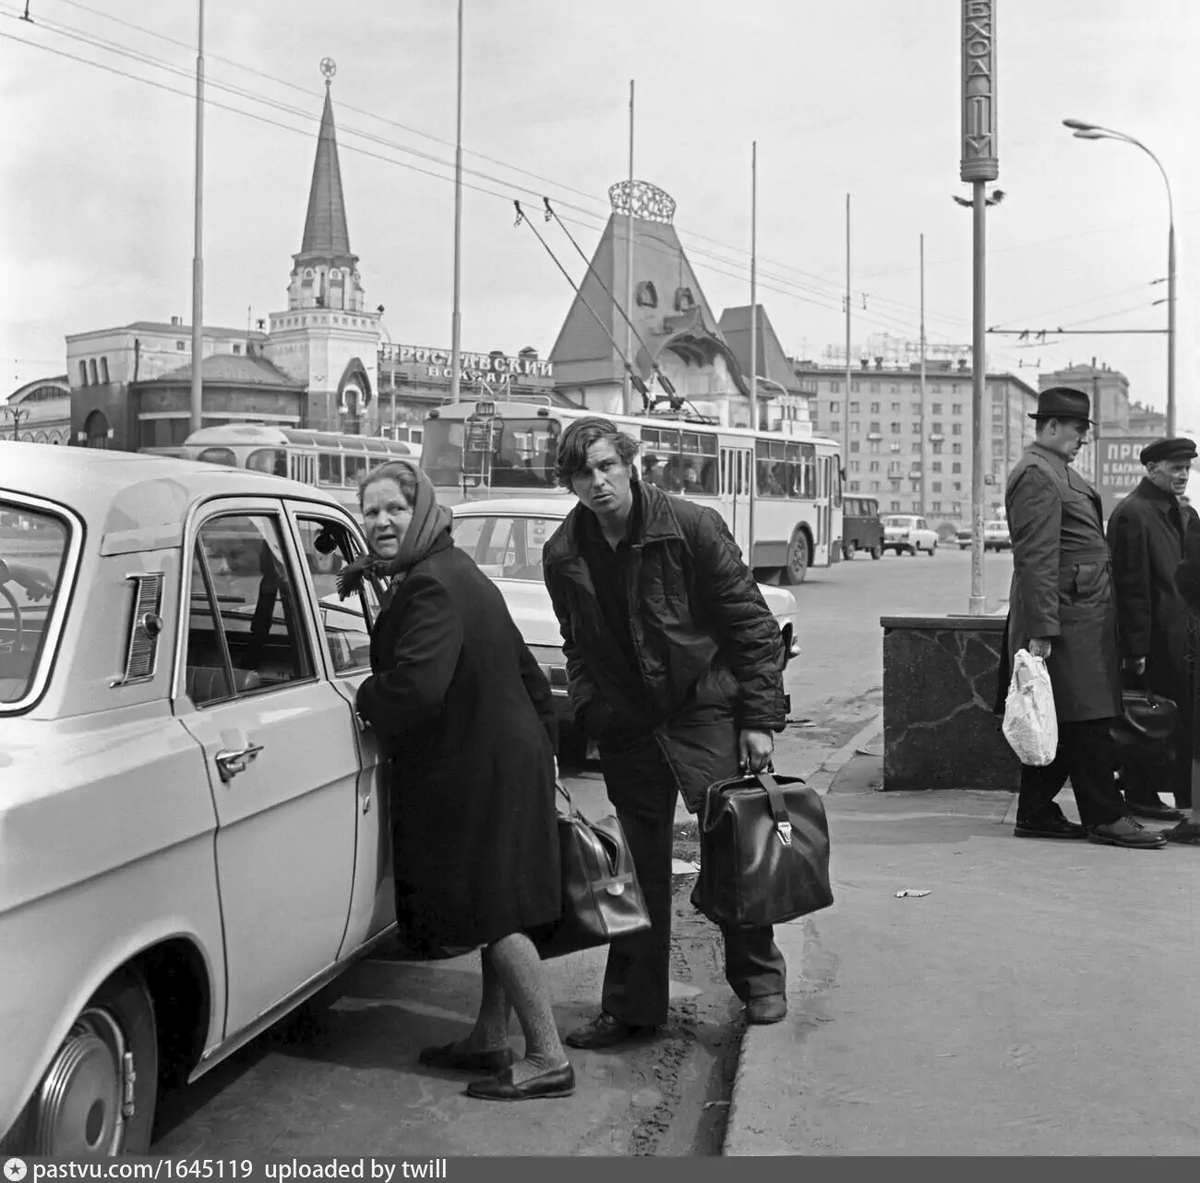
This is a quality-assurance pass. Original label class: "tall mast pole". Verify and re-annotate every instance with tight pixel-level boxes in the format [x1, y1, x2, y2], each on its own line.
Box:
[449, 0, 464, 404]
[623, 80, 635, 416]
[919, 233, 927, 516]
[189, 0, 205, 437]
[749, 141, 758, 431]
[843, 194, 851, 482]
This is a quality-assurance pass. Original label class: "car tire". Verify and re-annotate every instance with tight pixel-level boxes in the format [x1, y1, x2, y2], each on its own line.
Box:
[927, 541, 937, 556]
[7, 967, 158, 1156]
[870, 544, 882, 560]
[843, 542, 856, 561]
[783, 532, 810, 585]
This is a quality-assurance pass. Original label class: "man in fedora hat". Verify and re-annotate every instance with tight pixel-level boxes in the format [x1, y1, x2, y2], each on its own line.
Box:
[1107, 436, 1200, 825]
[995, 386, 1165, 848]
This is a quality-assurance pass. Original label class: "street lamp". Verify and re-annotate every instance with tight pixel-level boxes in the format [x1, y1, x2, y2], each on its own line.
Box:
[1063, 118, 1176, 436]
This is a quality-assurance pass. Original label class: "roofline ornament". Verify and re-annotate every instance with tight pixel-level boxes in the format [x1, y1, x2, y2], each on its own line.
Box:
[608, 180, 675, 224]
[320, 57, 337, 87]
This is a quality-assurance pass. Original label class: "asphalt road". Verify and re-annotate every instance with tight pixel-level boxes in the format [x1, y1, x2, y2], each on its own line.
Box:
[150, 544, 1019, 1157]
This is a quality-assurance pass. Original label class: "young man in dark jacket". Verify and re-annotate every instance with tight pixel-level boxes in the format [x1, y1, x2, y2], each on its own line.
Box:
[543, 417, 791, 1047]
[1106, 437, 1199, 822]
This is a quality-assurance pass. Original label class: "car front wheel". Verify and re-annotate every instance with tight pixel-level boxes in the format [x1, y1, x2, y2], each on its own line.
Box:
[7, 967, 158, 1156]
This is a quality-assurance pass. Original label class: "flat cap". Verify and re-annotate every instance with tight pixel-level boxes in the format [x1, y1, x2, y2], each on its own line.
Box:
[1140, 437, 1197, 465]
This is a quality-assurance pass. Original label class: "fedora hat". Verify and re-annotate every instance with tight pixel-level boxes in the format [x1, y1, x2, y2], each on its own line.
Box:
[1029, 386, 1095, 425]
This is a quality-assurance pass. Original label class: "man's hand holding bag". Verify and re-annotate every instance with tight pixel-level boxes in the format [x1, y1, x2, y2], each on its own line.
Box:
[1002, 647, 1058, 767]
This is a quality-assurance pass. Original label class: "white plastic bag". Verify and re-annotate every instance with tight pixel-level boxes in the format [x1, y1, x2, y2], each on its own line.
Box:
[1002, 648, 1058, 766]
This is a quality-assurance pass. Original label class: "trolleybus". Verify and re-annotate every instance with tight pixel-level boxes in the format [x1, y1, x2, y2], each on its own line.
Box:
[420, 397, 843, 584]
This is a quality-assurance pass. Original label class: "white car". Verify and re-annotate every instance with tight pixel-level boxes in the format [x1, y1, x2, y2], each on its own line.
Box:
[882, 514, 939, 557]
[449, 497, 801, 724]
[1, 444, 394, 1156]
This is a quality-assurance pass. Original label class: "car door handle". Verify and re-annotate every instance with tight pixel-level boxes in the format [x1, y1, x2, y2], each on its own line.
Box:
[215, 743, 265, 783]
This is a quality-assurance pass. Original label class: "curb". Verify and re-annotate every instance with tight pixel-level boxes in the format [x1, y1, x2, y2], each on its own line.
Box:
[720, 711, 882, 1156]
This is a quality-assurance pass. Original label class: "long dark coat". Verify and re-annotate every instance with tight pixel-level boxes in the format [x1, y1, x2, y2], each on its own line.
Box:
[1107, 478, 1198, 779]
[1174, 515, 1200, 755]
[543, 482, 788, 812]
[355, 531, 561, 951]
[996, 443, 1121, 723]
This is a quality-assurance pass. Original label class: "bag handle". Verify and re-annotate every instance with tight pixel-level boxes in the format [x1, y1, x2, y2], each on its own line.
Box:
[555, 779, 573, 812]
[755, 771, 793, 848]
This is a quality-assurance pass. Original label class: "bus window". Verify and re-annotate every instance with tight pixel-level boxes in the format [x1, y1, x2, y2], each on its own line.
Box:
[343, 454, 367, 486]
[197, 447, 236, 466]
[422, 419, 465, 485]
[246, 448, 288, 477]
[644, 428, 681, 492]
[799, 443, 817, 498]
[318, 453, 342, 486]
[681, 432, 717, 495]
[491, 419, 558, 489]
[756, 441, 785, 497]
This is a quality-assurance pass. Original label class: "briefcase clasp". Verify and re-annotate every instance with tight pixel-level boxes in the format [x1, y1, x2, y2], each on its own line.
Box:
[776, 819, 792, 848]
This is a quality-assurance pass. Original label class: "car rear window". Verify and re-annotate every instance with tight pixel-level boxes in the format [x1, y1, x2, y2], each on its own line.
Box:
[0, 502, 72, 706]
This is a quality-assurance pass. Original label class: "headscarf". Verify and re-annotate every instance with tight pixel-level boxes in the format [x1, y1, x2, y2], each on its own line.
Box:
[336, 459, 453, 600]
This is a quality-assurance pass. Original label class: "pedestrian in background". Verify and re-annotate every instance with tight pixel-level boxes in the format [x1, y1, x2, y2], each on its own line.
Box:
[345, 459, 574, 1101]
[997, 387, 1164, 848]
[543, 417, 791, 1048]
[1107, 438, 1199, 822]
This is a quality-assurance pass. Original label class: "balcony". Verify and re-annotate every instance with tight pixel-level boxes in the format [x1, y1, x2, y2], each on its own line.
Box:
[867, 432, 883, 441]
[928, 433, 945, 442]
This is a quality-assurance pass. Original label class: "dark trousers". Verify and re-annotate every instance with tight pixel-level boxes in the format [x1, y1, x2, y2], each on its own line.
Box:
[599, 749, 786, 1027]
[1017, 718, 1125, 828]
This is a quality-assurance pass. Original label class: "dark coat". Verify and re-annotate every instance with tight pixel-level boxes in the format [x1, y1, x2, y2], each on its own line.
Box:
[543, 482, 788, 812]
[1174, 515, 1200, 755]
[1107, 477, 1198, 701]
[998, 443, 1121, 723]
[355, 531, 561, 951]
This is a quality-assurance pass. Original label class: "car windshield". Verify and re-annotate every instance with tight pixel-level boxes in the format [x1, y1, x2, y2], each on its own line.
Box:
[1, 502, 71, 706]
[883, 517, 913, 527]
[451, 514, 560, 581]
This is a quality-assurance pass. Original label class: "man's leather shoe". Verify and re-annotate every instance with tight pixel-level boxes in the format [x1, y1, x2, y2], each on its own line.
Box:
[465, 1062, 575, 1102]
[1123, 799, 1185, 823]
[564, 1012, 657, 1050]
[418, 1041, 513, 1073]
[1089, 817, 1167, 849]
[1014, 815, 1087, 840]
[745, 994, 788, 1024]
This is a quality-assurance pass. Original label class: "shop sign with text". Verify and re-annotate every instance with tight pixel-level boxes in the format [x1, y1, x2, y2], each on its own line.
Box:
[378, 344, 553, 380]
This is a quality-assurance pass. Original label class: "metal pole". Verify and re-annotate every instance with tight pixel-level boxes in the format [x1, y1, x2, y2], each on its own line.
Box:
[843, 194, 851, 482]
[968, 179, 987, 614]
[189, 0, 205, 437]
[919, 233, 927, 516]
[1167, 218, 1176, 436]
[623, 80, 634, 416]
[449, 0, 464, 405]
[749, 141, 758, 431]
[1091, 356, 1102, 509]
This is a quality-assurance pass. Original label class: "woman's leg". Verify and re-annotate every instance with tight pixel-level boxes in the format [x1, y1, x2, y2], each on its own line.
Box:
[452, 946, 512, 1053]
[487, 931, 568, 1083]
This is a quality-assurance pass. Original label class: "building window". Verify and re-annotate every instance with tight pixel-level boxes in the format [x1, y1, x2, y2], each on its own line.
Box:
[78, 361, 88, 386]
[869, 383, 880, 394]
[952, 462, 962, 473]
[870, 480, 880, 492]
[830, 420, 841, 434]
[870, 401, 881, 413]
[890, 385, 899, 394]
[849, 401, 860, 413]
[891, 402, 901, 412]
[888, 422, 899, 434]
[932, 461, 942, 473]
[869, 461, 880, 473]
[952, 443, 963, 454]
[850, 421, 860, 433]
[635, 281, 658, 308]
[952, 424, 963, 436]
[851, 382, 861, 393]
[850, 441, 860, 453]
[932, 482, 942, 493]
[912, 422, 921, 434]
[954, 482, 963, 492]
[932, 441, 943, 454]
[869, 441, 881, 454]
[849, 481, 860, 492]
[931, 385, 941, 393]
[849, 460, 860, 473]
[891, 501, 901, 512]
[932, 403, 943, 415]
[869, 422, 881, 434]
[932, 500, 942, 512]
[99, 357, 109, 383]
[830, 400, 841, 413]
[952, 501, 962, 515]
[233, 344, 243, 355]
[992, 424, 1005, 437]
[911, 443, 921, 454]
[932, 422, 944, 434]
[177, 340, 186, 350]
[88, 359, 98, 385]
[952, 403, 963, 415]
[829, 381, 840, 393]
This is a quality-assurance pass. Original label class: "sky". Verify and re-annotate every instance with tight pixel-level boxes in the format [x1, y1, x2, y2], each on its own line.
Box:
[1, 0, 1196, 429]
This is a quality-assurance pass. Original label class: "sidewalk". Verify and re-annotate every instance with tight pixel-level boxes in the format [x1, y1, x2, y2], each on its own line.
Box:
[724, 754, 1200, 1156]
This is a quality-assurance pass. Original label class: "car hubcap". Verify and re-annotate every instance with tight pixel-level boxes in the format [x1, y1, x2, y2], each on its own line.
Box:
[32, 1009, 128, 1155]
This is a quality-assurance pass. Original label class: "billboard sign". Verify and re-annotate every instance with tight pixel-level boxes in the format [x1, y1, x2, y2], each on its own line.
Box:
[1095, 438, 1148, 517]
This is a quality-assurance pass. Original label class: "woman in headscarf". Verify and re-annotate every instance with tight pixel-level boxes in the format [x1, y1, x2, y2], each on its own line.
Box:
[340, 460, 573, 1100]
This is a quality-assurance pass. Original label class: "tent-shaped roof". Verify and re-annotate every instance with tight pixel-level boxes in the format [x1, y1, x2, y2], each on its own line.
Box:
[295, 85, 355, 266]
[718, 305, 801, 395]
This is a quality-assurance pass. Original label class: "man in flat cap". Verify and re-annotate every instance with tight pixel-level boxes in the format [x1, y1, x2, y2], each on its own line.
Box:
[996, 387, 1165, 847]
[1107, 436, 1199, 825]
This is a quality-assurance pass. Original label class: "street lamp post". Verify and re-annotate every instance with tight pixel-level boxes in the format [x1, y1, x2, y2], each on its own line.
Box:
[1063, 118, 1176, 436]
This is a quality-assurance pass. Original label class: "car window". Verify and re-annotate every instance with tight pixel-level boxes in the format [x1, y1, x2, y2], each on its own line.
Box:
[294, 515, 376, 675]
[452, 515, 554, 582]
[185, 514, 314, 706]
[0, 503, 70, 705]
[917, 519, 927, 530]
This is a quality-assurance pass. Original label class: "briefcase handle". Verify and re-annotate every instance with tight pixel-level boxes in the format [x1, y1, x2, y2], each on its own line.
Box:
[554, 778, 574, 815]
[754, 771, 793, 849]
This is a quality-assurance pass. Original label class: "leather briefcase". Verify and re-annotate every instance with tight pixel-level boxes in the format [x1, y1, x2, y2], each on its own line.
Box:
[691, 771, 833, 930]
[1110, 674, 1179, 767]
[533, 782, 652, 960]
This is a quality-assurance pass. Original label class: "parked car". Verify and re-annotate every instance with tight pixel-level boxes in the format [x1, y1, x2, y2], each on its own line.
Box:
[956, 525, 972, 550]
[882, 514, 939, 556]
[984, 519, 1012, 551]
[449, 497, 802, 728]
[841, 496, 883, 560]
[1, 444, 396, 1156]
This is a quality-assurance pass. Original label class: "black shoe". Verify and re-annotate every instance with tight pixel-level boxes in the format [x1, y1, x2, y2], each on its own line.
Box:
[1014, 814, 1087, 840]
[1164, 820, 1200, 846]
[564, 1012, 658, 1050]
[1124, 799, 1185, 822]
[1089, 817, 1168, 849]
[417, 1041, 513, 1073]
[745, 994, 788, 1024]
[465, 1062, 576, 1102]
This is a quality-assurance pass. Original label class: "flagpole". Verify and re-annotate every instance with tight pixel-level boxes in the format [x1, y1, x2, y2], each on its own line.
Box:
[449, 0, 464, 404]
[622, 80, 634, 416]
[749, 141, 758, 431]
[189, 0, 205, 436]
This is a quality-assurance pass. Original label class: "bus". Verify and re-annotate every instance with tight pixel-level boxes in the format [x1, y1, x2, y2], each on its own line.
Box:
[420, 397, 843, 584]
[177, 424, 415, 512]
